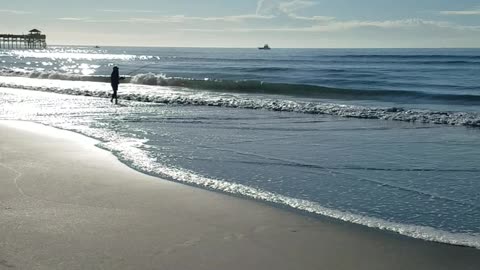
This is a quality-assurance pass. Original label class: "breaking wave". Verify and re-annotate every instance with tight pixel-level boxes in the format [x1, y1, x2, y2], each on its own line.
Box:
[0, 68, 111, 82]
[129, 73, 480, 105]
[1, 79, 480, 128]
[2, 69, 480, 105]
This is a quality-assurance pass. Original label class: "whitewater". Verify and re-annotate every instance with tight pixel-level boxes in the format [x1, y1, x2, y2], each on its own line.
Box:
[1, 46, 479, 249]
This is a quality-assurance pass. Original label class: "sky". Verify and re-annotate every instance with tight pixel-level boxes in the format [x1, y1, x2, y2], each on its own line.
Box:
[1, 0, 480, 48]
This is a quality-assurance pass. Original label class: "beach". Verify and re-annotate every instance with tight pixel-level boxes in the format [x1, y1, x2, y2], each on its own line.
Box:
[3, 0, 480, 267]
[1, 120, 479, 269]
[1, 46, 480, 268]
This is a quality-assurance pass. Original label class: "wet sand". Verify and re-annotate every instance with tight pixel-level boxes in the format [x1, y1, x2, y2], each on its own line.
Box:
[0, 120, 479, 270]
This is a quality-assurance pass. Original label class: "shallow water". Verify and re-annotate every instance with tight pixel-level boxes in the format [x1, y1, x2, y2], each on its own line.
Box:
[1, 87, 479, 248]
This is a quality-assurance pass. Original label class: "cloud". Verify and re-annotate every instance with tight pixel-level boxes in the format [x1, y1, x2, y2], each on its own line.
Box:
[439, 6, 480, 15]
[288, 15, 335, 21]
[99, 9, 156, 13]
[181, 18, 480, 33]
[125, 14, 274, 23]
[0, 9, 32, 15]
[52, 1, 480, 38]
[256, 0, 274, 15]
[56, 1, 327, 26]
[256, 0, 317, 15]
[57, 14, 275, 24]
[58, 17, 91, 21]
[278, 0, 316, 14]
[333, 18, 453, 30]
[255, 0, 329, 22]
[440, 9, 480, 15]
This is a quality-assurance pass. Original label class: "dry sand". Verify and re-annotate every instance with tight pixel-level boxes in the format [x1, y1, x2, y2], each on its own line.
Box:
[0, 120, 479, 270]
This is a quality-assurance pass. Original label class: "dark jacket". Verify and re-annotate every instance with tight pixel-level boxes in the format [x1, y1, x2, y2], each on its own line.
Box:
[111, 69, 120, 85]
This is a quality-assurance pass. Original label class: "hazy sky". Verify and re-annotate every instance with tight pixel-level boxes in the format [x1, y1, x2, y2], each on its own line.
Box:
[2, 0, 480, 47]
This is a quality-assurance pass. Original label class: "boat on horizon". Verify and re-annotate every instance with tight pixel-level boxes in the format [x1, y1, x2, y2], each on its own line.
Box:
[258, 44, 271, 50]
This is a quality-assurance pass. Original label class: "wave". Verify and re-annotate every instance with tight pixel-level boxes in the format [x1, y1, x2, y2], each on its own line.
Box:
[334, 54, 480, 60]
[240, 67, 293, 72]
[0, 68, 111, 82]
[2, 69, 480, 105]
[412, 60, 479, 65]
[0, 50, 139, 61]
[140, 55, 480, 65]
[1, 80, 480, 128]
[129, 73, 480, 105]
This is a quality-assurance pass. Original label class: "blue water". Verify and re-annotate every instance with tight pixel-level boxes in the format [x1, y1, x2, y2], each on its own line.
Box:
[1, 47, 480, 248]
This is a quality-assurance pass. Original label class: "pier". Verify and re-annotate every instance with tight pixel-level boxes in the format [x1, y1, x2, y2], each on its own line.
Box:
[0, 29, 47, 49]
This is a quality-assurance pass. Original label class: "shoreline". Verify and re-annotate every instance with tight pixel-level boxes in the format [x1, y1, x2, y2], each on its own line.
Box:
[1, 120, 479, 269]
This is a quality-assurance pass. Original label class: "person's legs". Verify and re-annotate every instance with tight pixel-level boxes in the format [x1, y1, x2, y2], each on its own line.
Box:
[111, 84, 118, 103]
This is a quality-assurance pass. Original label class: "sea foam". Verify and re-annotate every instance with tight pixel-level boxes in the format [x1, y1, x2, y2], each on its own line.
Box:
[1, 76, 480, 128]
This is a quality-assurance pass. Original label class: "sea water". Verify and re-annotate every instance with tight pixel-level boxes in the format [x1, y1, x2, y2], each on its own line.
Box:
[1, 47, 479, 248]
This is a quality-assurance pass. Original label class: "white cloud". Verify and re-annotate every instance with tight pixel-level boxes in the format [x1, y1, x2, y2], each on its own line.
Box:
[256, 0, 317, 16]
[439, 5, 480, 15]
[58, 17, 91, 21]
[181, 18, 480, 33]
[256, 0, 274, 15]
[333, 18, 453, 30]
[440, 10, 480, 15]
[125, 14, 274, 23]
[99, 9, 156, 13]
[0, 9, 32, 15]
[255, 0, 329, 22]
[56, 1, 328, 26]
[278, 0, 316, 14]
[289, 15, 335, 21]
[58, 12, 480, 35]
[57, 14, 275, 24]
[52, 1, 480, 39]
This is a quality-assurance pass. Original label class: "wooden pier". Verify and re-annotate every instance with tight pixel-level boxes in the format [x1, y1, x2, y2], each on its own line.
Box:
[0, 29, 47, 49]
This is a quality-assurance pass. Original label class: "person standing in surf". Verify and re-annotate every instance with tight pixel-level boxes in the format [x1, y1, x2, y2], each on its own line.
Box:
[110, 66, 125, 104]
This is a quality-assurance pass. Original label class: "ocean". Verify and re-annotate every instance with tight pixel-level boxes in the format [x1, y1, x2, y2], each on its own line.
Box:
[1, 46, 479, 249]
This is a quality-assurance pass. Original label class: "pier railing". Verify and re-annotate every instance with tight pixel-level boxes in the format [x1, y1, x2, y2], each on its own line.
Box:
[0, 33, 47, 49]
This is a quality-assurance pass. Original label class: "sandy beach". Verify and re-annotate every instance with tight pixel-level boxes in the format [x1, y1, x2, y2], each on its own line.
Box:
[0, 120, 479, 270]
